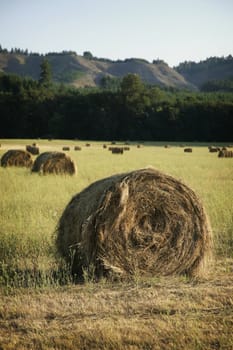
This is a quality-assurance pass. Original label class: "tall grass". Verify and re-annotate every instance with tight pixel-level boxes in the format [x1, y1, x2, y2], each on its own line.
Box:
[0, 141, 232, 288]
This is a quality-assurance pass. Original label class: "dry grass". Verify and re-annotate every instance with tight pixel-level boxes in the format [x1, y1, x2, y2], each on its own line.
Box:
[0, 259, 232, 349]
[0, 140, 232, 349]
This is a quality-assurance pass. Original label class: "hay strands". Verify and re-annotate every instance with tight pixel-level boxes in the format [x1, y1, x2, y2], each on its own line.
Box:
[56, 168, 212, 281]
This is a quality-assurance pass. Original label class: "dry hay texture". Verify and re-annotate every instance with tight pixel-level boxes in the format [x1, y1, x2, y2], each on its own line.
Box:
[1, 149, 33, 168]
[56, 168, 212, 280]
[32, 151, 76, 175]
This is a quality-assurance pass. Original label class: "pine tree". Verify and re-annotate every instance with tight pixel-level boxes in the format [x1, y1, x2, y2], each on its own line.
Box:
[39, 58, 52, 86]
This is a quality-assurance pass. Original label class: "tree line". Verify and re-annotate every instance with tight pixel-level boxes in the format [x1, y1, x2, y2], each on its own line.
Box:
[0, 66, 232, 141]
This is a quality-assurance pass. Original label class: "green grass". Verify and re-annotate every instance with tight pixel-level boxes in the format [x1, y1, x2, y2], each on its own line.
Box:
[0, 140, 233, 349]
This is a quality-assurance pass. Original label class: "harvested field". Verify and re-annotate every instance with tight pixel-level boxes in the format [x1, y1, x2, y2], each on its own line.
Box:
[0, 140, 232, 350]
[0, 259, 232, 350]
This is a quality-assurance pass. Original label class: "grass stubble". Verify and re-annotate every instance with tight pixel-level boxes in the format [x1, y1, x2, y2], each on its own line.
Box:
[0, 140, 232, 349]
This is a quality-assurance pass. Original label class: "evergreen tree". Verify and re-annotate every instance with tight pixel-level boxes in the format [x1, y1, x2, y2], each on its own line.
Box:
[39, 58, 52, 86]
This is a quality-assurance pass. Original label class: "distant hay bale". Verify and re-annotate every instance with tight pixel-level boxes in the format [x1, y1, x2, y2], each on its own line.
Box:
[111, 147, 124, 154]
[56, 168, 212, 280]
[164, 145, 170, 148]
[26, 145, 40, 155]
[218, 150, 233, 158]
[32, 151, 76, 175]
[1, 149, 33, 168]
[62, 146, 70, 151]
[103, 144, 107, 149]
[85, 143, 91, 147]
[123, 147, 130, 151]
[137, 144, 142, 148]
[184, 148, 193, 153]
[74, 146, 82, 151]
[209, 147, 219, 153]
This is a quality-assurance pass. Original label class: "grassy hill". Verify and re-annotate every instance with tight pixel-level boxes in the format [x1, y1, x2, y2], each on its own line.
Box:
[0, 51, 195, 89]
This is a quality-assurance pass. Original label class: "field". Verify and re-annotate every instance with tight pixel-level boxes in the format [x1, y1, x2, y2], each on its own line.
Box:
[0, 139, 233, 349]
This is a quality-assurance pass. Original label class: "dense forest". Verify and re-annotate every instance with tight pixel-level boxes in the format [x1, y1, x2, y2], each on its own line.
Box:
[0, 60, 233, 141]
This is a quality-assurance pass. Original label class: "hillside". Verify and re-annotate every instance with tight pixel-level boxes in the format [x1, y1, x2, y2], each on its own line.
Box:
[1, 50, 233, 90]
[175, 55, 233, 88]
[0, 51, 194, 90]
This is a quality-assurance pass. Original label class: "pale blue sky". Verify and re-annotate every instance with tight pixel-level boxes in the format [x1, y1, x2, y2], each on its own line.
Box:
[0, 0, 232, 67]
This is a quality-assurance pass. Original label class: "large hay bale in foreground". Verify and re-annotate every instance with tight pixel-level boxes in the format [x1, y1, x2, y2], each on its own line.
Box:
[32, 151, 76, 175]
[56, 168, 212, 280]
[1, 149, 33, 168]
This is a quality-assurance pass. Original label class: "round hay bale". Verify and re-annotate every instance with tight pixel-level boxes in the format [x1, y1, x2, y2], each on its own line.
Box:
[62, 146, 70, 151]
[111, 147, 124, 154]
[56, 168, 212, 280]
[32, 151, 76, 175]
[1, 149, 33, 168]
[218, 150, 233, 158]
[74, 146, 82, 151]
[26, 145, 40, 155]
[184, 148, 193, 153]
[209, 147, 218, 153]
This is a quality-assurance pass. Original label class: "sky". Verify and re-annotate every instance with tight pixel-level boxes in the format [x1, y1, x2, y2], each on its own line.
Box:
[0, 0, 233, 67]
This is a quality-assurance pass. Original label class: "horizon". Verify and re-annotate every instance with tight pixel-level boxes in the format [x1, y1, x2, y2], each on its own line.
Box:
[0, 43, 232, 68]
[1, 0, 233, 67]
